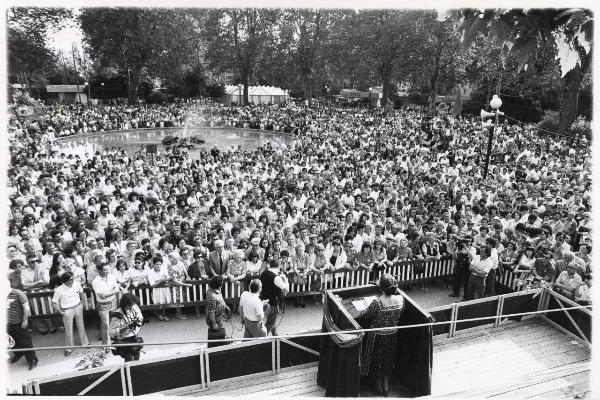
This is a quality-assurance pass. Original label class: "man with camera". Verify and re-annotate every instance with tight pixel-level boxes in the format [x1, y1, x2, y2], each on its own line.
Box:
[450, 236, 475, 300]
[109, 293, 144, 362]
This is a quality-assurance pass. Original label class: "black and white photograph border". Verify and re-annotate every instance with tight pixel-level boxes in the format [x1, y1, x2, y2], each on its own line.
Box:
[1, 0, 599, 398]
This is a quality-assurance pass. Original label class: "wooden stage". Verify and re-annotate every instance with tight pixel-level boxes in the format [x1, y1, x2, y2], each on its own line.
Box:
[164, 318, 591, 398]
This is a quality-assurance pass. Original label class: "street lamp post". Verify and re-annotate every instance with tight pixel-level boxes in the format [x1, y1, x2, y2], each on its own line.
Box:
[483, 94, 503, 180]
[101, 82, 105, 104]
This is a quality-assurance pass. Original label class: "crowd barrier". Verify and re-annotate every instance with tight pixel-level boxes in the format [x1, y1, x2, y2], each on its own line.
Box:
[22, 287, 579, 396]
[22, 330, 321, 396]
[540, 289, 592, 348]
[25, 257, 535, 319]
[25, 257, 453, 318]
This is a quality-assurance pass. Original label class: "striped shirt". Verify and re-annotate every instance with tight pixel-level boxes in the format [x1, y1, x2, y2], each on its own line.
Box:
[7, 289, 28, 325]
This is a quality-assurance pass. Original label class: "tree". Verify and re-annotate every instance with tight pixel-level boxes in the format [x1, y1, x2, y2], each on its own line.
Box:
[205, 8, 281, 104]
[8, 8, 73, 87]
[79, 8, 200, 104]
[354, 10, 431, 106]
[419, 16, 464, 112]
[323, 10, 375, 91]
[444, 8, 593, 134]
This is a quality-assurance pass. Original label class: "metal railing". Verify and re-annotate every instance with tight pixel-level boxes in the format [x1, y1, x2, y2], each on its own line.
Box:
[22, 334, 320, 396]
[22, 287, 574, 396]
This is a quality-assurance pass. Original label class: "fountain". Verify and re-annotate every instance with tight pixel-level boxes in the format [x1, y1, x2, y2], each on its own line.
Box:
[57, 103, 293, 159]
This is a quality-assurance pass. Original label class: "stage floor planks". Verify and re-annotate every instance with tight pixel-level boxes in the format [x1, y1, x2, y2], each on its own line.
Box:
[165, 364, 325, 397]
[430, 318, 591, 399]
[169, 318, 590, 398]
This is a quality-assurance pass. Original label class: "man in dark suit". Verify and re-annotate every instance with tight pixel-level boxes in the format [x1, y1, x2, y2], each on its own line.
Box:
[207, 240, 232, 277]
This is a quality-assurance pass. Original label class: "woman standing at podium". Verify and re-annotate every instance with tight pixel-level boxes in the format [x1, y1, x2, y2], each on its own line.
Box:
[358, 273, 404, 397]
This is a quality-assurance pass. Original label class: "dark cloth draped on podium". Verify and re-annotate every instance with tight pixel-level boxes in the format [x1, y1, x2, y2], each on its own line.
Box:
[317, 297, 364, 397]
[317, 286, 433, 397]
[395, 300, 434, 395]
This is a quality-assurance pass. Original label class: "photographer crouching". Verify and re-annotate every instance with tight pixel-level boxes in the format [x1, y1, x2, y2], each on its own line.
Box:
[109, 293, 144, 362]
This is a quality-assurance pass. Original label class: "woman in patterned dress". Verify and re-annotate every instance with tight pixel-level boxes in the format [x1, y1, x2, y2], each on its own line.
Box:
[226, 250, 248, 313]
[166, 252, 192, 319]
[357, 273, 404, 397]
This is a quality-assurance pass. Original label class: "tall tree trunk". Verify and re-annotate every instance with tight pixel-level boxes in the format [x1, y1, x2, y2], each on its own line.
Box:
[304, 79, 312, 106]
[127, 68, 140, 104]
[486, 77, 493, 108]
[428, 66, 440, 113]
[558, 66, 583, 135]
[558, 50, 591, 136]
[380, 61, 392, 107]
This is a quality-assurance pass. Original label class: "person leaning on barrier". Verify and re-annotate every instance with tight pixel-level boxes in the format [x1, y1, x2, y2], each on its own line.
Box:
[7, 270, 38, 370]
[553, 262, 582, 299]
[239, 279, 268, 338]
[109, 293, 144, 362]
[574, 274, 592, 306]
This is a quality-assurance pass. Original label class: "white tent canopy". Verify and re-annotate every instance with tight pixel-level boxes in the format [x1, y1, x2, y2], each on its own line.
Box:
[223, 85, 289, 105]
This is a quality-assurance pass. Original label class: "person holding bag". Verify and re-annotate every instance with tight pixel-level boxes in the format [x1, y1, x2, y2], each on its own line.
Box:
[109, 293, 144, 362]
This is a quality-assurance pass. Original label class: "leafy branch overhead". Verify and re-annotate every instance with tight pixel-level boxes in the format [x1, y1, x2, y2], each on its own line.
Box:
[441, 8, 593, 76]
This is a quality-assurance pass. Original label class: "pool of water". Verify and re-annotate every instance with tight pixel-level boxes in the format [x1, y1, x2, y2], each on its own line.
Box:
[58, 127, 294, 158]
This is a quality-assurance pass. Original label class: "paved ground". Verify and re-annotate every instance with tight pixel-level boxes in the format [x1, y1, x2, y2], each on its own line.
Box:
[7, 281, 456, 392]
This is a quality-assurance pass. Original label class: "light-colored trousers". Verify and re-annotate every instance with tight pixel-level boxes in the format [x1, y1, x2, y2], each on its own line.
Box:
[62, 304, 89, 349]
[97, 301, 115, 345]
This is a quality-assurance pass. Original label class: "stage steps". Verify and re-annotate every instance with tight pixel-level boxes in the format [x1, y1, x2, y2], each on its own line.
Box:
[163, 364, 325, 397]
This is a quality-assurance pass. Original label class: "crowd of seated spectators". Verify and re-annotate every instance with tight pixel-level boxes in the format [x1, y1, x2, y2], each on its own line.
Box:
[8, 92, 593, 329]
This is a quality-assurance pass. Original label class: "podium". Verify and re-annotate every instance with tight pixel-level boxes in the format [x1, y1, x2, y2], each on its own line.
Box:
[316, 285, 433, 397]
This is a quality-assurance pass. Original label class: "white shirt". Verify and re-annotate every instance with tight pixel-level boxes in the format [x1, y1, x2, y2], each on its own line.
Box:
[92, 274, 119, 304]
[471, 256, 493, 276]
[52, 281, 84, 309]
[239, 291, 264, 322]
[490, 248, 499, 270]
[66, 266, 86, 286]
[246, 260, 263, 275]
[147, 267, 169, 286]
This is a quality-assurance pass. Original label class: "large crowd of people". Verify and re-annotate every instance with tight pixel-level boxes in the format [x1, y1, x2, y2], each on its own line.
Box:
[7, 92, 593, 368]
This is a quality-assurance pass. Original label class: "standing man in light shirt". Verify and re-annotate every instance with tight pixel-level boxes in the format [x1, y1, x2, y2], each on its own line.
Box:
[239, 279, 268, 338]
[468, 246, 493, 300]
[51, 272, 90, 356]
[92, 263, 125, 347]
[485, 237, 499, 297]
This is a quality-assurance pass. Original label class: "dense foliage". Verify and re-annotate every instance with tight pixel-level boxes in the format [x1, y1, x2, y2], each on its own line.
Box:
[7, 7, 593, 131]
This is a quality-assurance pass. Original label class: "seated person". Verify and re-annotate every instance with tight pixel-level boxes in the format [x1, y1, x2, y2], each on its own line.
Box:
[532, 247, 555, 282]
[554, 262, 583, 299]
